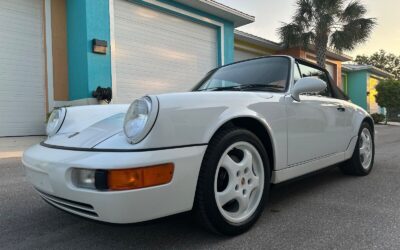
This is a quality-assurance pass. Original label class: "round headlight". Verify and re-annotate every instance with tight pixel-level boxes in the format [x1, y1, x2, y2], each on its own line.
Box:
[46, 108, 66, 136]
[124, 96, 158, 144]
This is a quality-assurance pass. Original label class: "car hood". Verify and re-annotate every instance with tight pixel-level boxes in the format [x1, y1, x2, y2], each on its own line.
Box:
[44, 104, 129, 149]
[45, 113, 125, 148]
[43, 91, 277, 150]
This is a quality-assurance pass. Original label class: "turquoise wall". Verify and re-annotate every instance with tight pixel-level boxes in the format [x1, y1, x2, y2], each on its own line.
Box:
[67, 0, 235, 100]
[347, 70, 368, 110]
[66, 0, 88, 100]
[86, 0, 112, 96]
[67, 0, 111, 100]
[223, 22, 235, 64]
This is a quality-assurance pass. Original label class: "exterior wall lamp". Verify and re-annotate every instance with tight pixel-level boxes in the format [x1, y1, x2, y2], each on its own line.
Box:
[92, 39, 108, 54]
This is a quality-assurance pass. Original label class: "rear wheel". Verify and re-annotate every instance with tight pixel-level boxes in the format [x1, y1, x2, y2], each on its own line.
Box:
[194, 127, 270, 235]
[340, 122, 375, 176]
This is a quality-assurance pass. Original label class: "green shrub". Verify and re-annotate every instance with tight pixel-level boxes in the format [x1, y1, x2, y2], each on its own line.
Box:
[371, 113, 385, 124]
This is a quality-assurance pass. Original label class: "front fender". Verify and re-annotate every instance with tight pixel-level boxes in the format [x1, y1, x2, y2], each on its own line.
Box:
[96, 92, 270, 149]
[95, 92, 288, 170]
[347, 101, 374, 137]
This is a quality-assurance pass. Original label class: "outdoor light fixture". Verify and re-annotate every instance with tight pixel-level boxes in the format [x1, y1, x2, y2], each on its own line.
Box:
[92, 39, 107, 54]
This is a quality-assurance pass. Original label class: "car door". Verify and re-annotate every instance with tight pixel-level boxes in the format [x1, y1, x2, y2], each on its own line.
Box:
[286, 62, 347, 166]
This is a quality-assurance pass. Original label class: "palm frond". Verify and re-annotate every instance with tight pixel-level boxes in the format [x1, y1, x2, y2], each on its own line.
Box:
[341, 1, 367, 22]
[330, 30, 352, 51]
[301, 31, 315, 48]
[278, 22, 315, 49]
[278, 0, 376, 56]
[278, 23, 304, 48]
[294, 0, 313, 23]
[330, 17, 376, 51]
[313, 0, 343, 15]
[316, 13, 335, 31]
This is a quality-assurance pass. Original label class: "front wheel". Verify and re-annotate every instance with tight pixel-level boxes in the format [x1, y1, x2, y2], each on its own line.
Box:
[194, 127, 270, 235]
[340, 122, 375, 176]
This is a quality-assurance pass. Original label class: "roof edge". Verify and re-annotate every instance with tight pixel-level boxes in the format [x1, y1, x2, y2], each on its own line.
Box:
[305, 45, 352, 62]
[234, 30, 283, 50]
[173, 0, 255, 27]
[234, 30, 353, 62]
[342, 64, 395, 78]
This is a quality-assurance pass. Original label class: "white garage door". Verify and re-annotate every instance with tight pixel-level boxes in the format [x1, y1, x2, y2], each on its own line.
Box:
[114, 0, 218, 103]
[0, 0, 46, 136]
[306, 58, 335, 79]
[325, 63, 335, 79]
[234, 48, 263, 62]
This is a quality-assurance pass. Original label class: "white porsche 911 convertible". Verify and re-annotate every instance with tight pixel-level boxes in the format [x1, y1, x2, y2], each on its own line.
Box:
[22, 56, 374, 235]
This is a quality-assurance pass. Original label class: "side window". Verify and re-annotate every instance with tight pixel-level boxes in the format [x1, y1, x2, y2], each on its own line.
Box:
[293, 63, 301, 84]
[298, 63, 332, 97]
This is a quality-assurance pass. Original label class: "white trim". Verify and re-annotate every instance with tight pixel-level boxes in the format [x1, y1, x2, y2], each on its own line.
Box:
[109, 0, 225, 103]
[54, 98, 100, 108]
[200, 0, 254, 21]
[44, 0, 54, 111]
[234, 30, 282, 50]
[173, 0, 254, 27]
[109, 0, 118, 103]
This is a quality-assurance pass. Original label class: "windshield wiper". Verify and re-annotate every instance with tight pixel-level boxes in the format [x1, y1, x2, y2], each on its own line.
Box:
[197, 86, 243, 92]
[239, 84, 285, 91]
[198, 84, 285, 92]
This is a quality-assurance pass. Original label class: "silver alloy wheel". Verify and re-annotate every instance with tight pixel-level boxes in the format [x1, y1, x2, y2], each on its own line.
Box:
[214, 142, 264, 224]
[359, 128, 373, 170]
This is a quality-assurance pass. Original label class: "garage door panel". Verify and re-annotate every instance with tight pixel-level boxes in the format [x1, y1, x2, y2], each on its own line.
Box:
[0, 89, 45, 97]
[115, 18, 216, 43]
[115, 23, 217, 52]
[0, 0, 42, 12]
[115, 3, 215, 41]
[115, 53, 215, 69]
[115, 31, 217, 50]
[0, 0, 45, 136]
[115, 32, 217, 53]
[115, 50, 216, 69]
[114, 0, 218, 103]
[0, 20, 42, 37]
[0, 32, 44, 47]
[116, 59, 214, 71]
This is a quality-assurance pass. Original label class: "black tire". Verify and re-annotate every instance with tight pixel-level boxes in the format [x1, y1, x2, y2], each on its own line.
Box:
[340, 122, 375, 176]
[193, 126, 270, 235]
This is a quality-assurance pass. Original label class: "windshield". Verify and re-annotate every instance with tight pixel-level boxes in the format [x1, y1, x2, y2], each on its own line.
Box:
[194, 57, 290, 92]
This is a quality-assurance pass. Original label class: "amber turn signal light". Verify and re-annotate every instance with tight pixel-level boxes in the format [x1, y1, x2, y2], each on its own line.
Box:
[107, 163, 174, 191]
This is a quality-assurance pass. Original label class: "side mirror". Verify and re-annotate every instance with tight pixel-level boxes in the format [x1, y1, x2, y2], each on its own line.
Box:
[291, 77, 327, 101]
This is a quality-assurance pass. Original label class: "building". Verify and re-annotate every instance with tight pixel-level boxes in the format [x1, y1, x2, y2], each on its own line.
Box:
[0, 0, 385, 137]
[234, 30, 352, 87]
[234, 30, 281, 61]
[0, 0, 254, 137]
[342, 65, 394, 114]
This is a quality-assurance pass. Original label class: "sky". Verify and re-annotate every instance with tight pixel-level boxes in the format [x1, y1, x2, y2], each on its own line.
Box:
[217, 0, 400, 57]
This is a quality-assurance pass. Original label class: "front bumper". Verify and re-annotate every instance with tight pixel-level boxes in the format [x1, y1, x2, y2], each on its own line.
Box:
[22, 144, 207, 223]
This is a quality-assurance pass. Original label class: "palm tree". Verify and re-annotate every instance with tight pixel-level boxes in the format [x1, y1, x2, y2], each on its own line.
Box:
[278, 0, 376, 68]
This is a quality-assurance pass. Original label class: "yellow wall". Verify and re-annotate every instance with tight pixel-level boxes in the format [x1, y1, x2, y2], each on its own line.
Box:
[367, 76, 380, 113]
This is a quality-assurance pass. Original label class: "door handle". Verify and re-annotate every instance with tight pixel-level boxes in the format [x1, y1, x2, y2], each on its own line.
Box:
[337, 105, 346, 112]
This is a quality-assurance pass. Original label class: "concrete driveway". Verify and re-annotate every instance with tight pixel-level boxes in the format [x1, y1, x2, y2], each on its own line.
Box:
[1, 125, 399, 249]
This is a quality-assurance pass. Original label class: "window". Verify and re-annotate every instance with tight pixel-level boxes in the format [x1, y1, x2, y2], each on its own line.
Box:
[297, 62, 332, 97]
[294, 63, 302, 84]
[195, 57, 290, 92]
